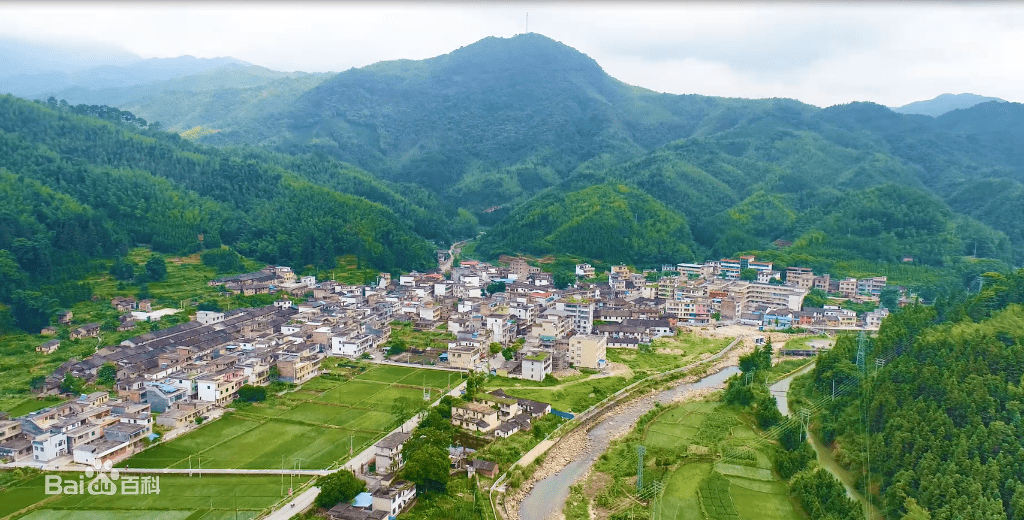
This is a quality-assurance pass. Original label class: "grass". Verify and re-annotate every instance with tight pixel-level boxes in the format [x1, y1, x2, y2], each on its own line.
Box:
[500, 376, 631, 414]
[606, 333, 732, 378]
[3, 474, 309, 520]
[473, 414, 563, 466]
[585, 400, 801, 520]
[121, 364, 462, 470]
[660, 463, 711, 520]
[388, 321, 456, 350]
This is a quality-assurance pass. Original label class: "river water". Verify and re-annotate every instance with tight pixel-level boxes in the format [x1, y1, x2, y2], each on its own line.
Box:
[769, 363, 880, 518]
[519, 366, 741, 520]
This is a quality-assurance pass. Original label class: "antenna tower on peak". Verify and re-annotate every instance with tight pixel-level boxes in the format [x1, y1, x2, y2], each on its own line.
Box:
[526, 12, 529, 33]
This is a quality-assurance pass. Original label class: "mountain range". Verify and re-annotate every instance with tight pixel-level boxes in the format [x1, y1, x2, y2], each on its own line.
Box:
[891, 93, 1006, 117]
[2, 33, 1023, 290]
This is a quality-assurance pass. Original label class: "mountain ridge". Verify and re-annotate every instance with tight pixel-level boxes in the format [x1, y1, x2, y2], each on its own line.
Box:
[891, 92, 1006, 117]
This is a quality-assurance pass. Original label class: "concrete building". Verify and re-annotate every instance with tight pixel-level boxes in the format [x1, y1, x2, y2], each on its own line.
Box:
[375, 432, 411, 474]
[569, 334, 607, 370]
[556, 297, 596, 334]
[522, 352, 552, 382]
[451, 402, 499, 433]
[372, 481, 416, 520]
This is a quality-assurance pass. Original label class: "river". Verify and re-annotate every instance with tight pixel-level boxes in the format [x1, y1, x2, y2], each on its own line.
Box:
[519, 365, 741, 520]
[769, 363, 881, 519]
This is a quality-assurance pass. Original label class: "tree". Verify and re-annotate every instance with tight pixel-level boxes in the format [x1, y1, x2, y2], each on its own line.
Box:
[59, 372, 84, 394]
[465, 372, 485, 400]
[315, 469, 367, 508]
[197, 300, 222, 312]
[554, 271, 575, 289]
[97, 363, 117, 387]
[803, 288, 829, 309]
[29, 375, 46, 392]
[109, 258, 135, 281]
[136, 283, 152, 300]
[403, 444, 450, 494]
[880, 286, 900, 310]
[385, 339, 408, 357]
[236, 385, 267, 402]
[200, 248, 245, 274]
[901, 498, 931, 520]
[11, 291, 58, 332]
[489, 342, 502, 355]
[145, 256, 167, 281]
[740, 268, 758, 281]
[486, 281, 506, 295]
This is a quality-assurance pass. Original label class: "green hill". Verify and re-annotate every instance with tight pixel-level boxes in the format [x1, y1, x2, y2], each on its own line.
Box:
[0, 95, 446, 331]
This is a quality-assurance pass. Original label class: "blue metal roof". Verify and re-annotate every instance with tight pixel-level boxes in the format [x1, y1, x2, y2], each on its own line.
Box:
[352, 492, 373, 508]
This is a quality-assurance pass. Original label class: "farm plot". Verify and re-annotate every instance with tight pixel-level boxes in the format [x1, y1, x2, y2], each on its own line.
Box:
[123, 365, 459, 470]
[9, 474, 309, 520]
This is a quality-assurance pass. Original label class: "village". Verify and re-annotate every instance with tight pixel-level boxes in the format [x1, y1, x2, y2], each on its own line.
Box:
[0, 253, 904, 519]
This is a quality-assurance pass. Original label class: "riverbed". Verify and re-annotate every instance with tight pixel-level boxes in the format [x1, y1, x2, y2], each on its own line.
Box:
[519, 365, 741, 520]
[769, 363, 881, 519]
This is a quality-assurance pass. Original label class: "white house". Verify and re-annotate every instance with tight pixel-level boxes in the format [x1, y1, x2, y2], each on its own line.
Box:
[372, 481, 416, 519]
[32, 433, 68, 462]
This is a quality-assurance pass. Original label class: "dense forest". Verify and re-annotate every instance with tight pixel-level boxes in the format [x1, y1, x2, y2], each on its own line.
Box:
[4, 32, 1024, 332]
[0, 94, 448, 331]
[120, 33, 1020, 270]
[805, 269, 1024, 520]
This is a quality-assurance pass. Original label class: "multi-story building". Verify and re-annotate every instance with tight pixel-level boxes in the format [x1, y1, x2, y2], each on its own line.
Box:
[197, 369, 246, 406]
[557, 296, 596, 334]
[575, 264, 596, 278]
[785, 267, 815, 290]
[569, 334, 607, 370]
[375, 432, 411, 474]
[32, 433, 67, 462]
[521, 352, 552, 382]
[665, 298, 712, 326]
[858, 276, 887, 296]
[838, 278, 858, 298]
[813, 274, 831, 292]
[451, 402, 499, 433]
[276, 353, 323, 385]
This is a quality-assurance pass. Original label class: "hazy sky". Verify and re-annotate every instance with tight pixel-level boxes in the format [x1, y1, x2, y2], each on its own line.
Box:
[1, 1, 1022, 107]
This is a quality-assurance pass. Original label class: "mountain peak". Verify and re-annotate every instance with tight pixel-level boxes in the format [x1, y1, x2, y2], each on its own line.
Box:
[427, 32, 606, 78]
[892, 93, 1005, 117]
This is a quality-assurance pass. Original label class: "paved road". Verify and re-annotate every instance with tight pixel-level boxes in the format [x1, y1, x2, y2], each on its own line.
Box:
[263, 486, 320, 520]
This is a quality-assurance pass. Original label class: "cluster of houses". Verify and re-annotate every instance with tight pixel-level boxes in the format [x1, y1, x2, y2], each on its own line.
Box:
[17, 253, 901, 468]
[337, 388, 553, 519]
[42, 302, 326, 431]
[572, 255, 901, 333]
[0, 392, 152, 467]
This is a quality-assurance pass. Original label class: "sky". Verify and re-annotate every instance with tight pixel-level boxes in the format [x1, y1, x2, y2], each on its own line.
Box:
[1, 1, 1022, 107]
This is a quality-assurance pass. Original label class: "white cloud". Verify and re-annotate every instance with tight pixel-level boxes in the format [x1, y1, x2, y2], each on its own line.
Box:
[0, 1, 1021, 106]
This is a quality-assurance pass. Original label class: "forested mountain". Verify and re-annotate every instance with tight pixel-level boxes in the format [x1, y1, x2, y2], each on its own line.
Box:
[808, 269, 1024, 520]
[892, 93, 1006, 117]
[36, 65, 332, 134]
[144, 33, 1021, 270]
[9, 33, 1024, 285]
[0, 94, 449, 330]
[0, 54, 252, 99]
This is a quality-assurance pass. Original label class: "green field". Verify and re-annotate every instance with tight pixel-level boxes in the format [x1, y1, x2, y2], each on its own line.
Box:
[499, 376, 631, 413]
[0, 474, 309, 520]
[645, 404, 801, 520]
[123, 365, 464, 470]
